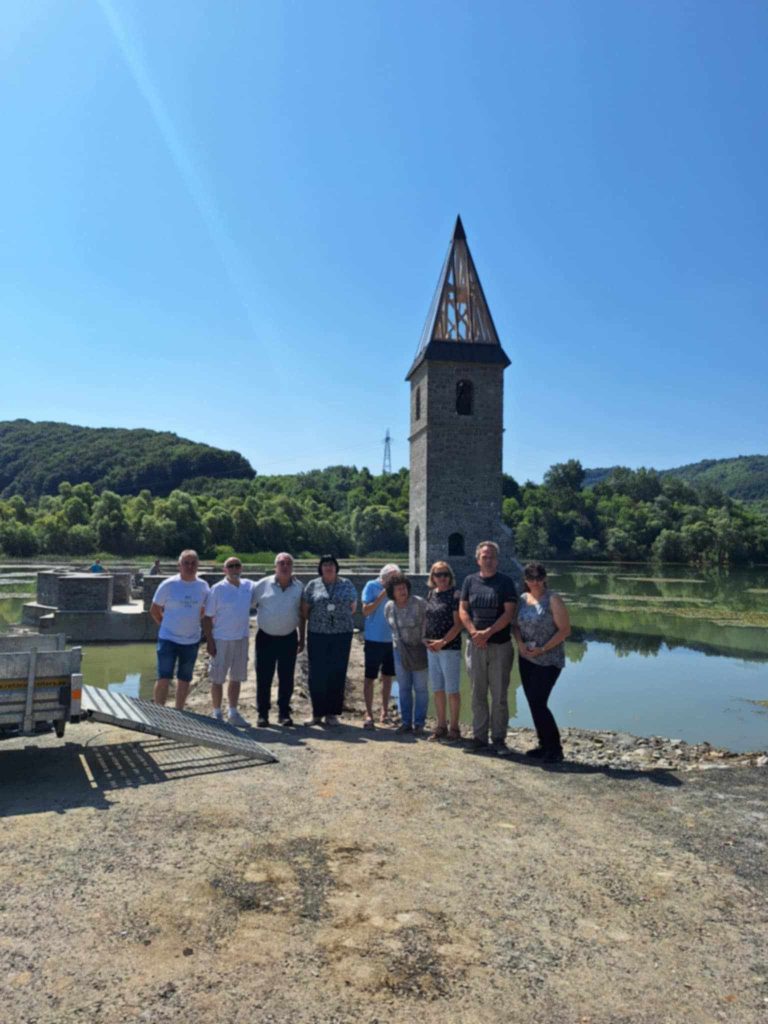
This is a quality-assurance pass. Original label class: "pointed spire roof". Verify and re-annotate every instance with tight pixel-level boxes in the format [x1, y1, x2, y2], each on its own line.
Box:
[407, 216, 509, 379]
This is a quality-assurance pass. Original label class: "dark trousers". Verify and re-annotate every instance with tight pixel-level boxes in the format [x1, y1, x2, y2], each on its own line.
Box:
[307, 631, 353, 718]
[256, 629, 298, 717]
[519, 659, 562, 753]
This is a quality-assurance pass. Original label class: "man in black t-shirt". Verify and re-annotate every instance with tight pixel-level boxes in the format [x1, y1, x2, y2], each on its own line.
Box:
[459, 541, 518, 753]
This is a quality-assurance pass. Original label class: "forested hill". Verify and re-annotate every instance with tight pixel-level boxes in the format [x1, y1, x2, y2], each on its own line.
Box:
[0, 420, 255, 500]
[584, 455, 768, 503]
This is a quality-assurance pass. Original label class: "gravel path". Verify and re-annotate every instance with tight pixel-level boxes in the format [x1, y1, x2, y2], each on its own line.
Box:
[1, 634, 766, 1024]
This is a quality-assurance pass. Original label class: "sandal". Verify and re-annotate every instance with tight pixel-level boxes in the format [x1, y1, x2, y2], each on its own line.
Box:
[447, 728, 461, 742]
[363, 717, 375, 730]
[427, 725, 449, 742]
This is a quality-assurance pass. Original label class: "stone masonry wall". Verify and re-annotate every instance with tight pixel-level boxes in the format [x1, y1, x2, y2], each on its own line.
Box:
[408, 362, 429, 574]
[37, 572, 63, 607]
[408, 358, 515, 578]
[110, 572, 133, 605]
[57, 574, 113, 612]
[37, 569, 132, 610]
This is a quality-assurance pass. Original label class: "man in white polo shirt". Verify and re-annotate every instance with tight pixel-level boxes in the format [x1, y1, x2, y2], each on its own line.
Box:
[202, 556, 256, 727]
[252, 552, 304, 728]
[151, 549, 210, 710]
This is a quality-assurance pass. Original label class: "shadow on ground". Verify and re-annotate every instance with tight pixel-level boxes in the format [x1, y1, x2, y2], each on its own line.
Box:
[462, 745, 684, 787]
[0, 735, 273, 818]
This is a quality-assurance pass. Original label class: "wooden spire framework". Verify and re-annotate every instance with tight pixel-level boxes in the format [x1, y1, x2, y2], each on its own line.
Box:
[407, 216, 509, 379]
[420, 215, 500, 346]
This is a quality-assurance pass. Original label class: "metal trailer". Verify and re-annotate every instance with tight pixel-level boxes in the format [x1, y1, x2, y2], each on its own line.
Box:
[0, 642, 83, 739]
[0, 636, 276, 763]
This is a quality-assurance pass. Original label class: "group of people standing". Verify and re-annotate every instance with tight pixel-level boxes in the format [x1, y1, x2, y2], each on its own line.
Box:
[367, 542, 571, 761]
[150, 550, 305, 727]
[149, 541, 570, 762]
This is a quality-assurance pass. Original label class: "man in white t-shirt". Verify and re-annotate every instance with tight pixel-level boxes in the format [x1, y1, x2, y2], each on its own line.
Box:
[150, 550, 210, 710]
[202, 556, 257, 727]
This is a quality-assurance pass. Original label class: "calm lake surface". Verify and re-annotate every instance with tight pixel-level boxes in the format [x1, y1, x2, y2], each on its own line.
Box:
[510, 563, 768, 752]
[1, 563, 766, 751]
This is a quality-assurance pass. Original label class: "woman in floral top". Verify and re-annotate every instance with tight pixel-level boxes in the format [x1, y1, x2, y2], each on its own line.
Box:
[301, 555, 358, 727]
[513, 561, 571, 763]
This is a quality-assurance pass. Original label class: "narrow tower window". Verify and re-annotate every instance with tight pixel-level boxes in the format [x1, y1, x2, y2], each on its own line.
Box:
[456, 380, 473, 416]
[448, 532, 465, 557]
[414, 525, 421, 574]
[415, 386, 421, 421]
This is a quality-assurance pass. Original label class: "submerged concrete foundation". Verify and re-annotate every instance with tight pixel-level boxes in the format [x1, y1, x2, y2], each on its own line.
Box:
[24, 571, 157, 642]
[34, 602, 158, 643]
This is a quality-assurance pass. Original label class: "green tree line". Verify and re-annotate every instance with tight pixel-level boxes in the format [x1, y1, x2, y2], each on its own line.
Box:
[503, 460, 768, 565]
[584, 454, 768, 505]
[0, 420, 254, 500]
[0, 467, 409, 558]
[1, 461, 766, 565]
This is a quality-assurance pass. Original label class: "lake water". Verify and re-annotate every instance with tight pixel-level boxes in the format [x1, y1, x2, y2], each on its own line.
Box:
[0, 570, 35, 633]
[1, 563, 766, 751]
[535, 563, 768, 751]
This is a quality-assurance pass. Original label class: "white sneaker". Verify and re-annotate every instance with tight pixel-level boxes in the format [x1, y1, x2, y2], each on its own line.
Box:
[211, 708, 224, 721]
[228, 708, 249, 728]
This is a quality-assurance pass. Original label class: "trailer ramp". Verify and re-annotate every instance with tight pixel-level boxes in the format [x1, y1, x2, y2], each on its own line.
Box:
[81, 685, 277, 764]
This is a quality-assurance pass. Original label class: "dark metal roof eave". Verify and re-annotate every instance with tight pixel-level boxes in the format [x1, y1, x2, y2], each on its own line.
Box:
[405, 340, 511, 380]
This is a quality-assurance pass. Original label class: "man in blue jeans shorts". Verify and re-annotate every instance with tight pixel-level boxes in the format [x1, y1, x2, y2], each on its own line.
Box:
[150, 549, 210, 710]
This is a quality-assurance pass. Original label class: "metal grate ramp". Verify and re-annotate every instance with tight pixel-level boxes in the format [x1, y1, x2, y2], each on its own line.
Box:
[81, 685, 277, 763]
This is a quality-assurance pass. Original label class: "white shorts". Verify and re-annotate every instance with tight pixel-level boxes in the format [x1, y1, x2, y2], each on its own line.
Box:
[209, 638, 249, 684]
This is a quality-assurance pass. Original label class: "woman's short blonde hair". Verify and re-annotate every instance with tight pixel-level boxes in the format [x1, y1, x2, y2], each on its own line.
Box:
[428, 560, 455, 589]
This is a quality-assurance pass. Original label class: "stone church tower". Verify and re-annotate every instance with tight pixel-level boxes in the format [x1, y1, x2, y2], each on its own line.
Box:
[406, 217, 515, 580]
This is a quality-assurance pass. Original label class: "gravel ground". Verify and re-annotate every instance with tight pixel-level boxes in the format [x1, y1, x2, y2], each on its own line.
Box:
[1, 632, 766, 1024]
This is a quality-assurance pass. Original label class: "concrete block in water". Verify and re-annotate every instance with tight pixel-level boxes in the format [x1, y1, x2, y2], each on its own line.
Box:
[110, 572, 132, 605]
[57, 574, 113, 612]
[37, 571, 65, 606]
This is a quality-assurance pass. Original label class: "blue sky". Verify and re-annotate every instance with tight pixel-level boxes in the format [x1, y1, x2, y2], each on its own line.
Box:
[2, 1, 766, 484]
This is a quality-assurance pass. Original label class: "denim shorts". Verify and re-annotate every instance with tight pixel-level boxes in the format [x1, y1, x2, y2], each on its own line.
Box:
[427, 648, 462, 694]
[157, 639, 200, 682]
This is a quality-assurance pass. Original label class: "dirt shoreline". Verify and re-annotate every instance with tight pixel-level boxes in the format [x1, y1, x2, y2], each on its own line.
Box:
[1, 630, 767, 1024]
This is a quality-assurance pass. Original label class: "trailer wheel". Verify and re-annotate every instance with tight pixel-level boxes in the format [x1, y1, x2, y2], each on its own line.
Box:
[54, 721, 66, 739]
